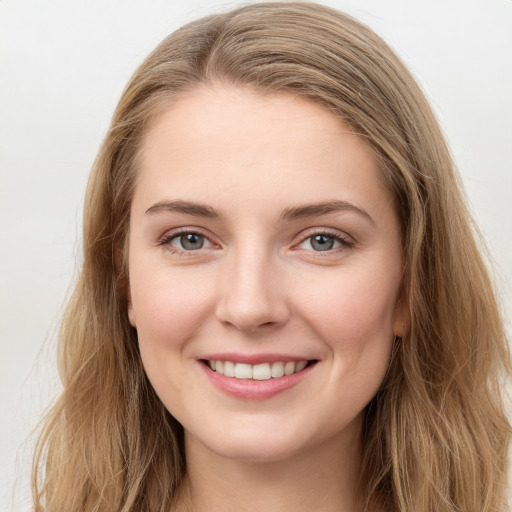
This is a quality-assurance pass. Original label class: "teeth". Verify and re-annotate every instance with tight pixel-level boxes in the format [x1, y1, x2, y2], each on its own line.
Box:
[207, 360, 310, 379]
[271, 362, 284, 378]
[234, 363, 252, 379]
[284, 361, 295, 375]
[253, 363, 271, 380]
[223, 360, 235, 377]
[295, 360, 307, 372]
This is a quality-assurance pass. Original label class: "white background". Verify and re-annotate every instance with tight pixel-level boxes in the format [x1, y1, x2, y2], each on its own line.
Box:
[1, 1, 511, 510]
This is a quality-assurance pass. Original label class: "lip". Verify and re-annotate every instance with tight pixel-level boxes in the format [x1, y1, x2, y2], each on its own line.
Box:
[201, 352, 311, 365]
[198, 357, 317, 400]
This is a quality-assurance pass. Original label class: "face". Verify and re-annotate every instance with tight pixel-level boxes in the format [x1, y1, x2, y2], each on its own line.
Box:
[127, 86, 406, 462]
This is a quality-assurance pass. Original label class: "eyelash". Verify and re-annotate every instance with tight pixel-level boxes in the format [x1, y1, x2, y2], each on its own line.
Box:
[296, 230, 355, 253]
[157, 228, 355, 255]
[158, 229, 213, 255]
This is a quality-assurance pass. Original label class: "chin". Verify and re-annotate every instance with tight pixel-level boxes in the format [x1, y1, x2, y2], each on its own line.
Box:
[207, 437, 307, 463]
[184, 418, 345, 464]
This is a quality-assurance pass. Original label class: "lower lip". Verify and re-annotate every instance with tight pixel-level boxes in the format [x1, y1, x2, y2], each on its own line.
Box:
[199, 361, 316, 400]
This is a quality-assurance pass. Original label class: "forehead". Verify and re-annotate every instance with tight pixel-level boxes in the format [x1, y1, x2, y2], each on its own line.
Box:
[134, 85, 392, 219]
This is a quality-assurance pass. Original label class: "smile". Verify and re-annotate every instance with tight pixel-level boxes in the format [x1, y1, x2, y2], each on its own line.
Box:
[200, 357, 318, 399]
[206, 360, 309, 380]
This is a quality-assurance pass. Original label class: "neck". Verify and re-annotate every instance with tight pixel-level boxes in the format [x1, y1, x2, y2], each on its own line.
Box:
[175, 422, 364, 512]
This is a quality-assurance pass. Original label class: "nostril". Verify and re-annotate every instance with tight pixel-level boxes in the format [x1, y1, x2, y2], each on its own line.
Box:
[214, 280, 290, 333]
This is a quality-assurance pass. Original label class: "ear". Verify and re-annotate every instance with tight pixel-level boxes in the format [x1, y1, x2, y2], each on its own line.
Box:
[115, 244, 137, 328]
[126, 280, 137, 327]
[392, 293, 409, 338]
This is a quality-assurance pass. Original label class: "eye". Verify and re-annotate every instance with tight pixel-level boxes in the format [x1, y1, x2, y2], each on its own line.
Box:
[160, 231, 213, 252]
[175, 232, 209, 250]
[298, 233, 351, 252]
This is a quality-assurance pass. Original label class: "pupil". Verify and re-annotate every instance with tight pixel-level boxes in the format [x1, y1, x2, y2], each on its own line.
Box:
[312, 234, 334, 251]
[181, 233, 204, 250]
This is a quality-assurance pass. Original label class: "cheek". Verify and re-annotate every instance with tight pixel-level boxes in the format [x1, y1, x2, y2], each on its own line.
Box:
[307, 269, 399, 415]
[295, 265, 399, 364]
[129, 266, 217, 412]
[129, 264, 215, 354]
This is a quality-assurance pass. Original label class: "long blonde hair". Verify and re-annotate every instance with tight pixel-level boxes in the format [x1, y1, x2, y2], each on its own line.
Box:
[33, 3, 511, 511]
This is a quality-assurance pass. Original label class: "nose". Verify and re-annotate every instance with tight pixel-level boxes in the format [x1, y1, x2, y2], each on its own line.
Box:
[215, 248, 290, 334]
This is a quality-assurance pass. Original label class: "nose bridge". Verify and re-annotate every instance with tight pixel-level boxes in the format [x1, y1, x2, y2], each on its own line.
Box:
[216, 241, 288, 332]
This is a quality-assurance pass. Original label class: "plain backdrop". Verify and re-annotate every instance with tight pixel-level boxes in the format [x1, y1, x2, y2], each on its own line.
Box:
[1, 0, 511, 510]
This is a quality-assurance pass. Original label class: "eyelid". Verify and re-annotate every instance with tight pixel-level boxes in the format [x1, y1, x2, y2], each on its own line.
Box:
[156, 226, 355, 255]
[292, 227, 356, 251]
[157, 227, 219, 253]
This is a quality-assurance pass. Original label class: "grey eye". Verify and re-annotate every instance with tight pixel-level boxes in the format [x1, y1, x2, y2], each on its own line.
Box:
[310, 234, 334, 251]
[172, 233, 210, 251]
[300, 234, 342, 252]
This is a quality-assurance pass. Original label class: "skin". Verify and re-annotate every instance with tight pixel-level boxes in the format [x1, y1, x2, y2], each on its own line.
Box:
[127, 85, 406, 511]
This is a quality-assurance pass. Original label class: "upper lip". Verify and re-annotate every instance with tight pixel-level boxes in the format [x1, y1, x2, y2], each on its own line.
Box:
[200, 352, 316, 365]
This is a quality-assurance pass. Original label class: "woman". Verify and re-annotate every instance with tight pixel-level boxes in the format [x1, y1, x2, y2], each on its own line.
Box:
[32, 3, 511, 511]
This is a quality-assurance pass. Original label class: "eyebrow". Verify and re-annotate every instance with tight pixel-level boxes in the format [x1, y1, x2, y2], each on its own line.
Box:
[145, 199, 374, 225]
[145, 200, 222, 218]
[280, 200, 375, 225]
